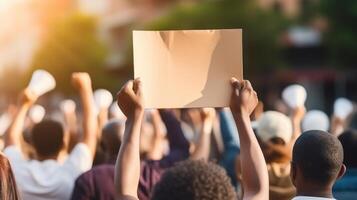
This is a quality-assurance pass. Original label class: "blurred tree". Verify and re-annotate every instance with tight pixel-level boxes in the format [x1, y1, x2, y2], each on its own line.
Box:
[320, 0, 357, 68]
[299, 0, 320, 23]
[29, 13, 118, 94]
[128, 0, 289, 75]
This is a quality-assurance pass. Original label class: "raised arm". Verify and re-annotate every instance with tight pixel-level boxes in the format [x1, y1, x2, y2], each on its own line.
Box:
[190, 108, 215, 161]
[115, 79, 144, 200]
[97, 106, 109, 139]
[61, 102, 79, 152]
[289, 106, 305, 146]
[230, 78, 269, 200]
[71, 73, 98, 157]
[146, 109, 165, 160]
[5, 89, 37, 148]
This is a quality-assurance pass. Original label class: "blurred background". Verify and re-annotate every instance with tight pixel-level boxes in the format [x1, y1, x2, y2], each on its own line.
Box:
[0, 0, 356, 115]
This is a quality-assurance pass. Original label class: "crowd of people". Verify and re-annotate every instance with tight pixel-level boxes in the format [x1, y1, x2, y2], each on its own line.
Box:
[0, 72, 356, 200]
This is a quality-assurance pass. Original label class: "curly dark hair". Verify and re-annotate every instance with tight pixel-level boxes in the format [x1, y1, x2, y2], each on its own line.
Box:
[152, 160, 236, 200]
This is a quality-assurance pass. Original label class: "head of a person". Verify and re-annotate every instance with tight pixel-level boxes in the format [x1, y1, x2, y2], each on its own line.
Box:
[101, 119, 124, 161]
[338, 129, 357, 168]
[0, 153, 20, 200]
[31, 120, 65, 159]
[291, 130, 346, 190]
[257, 111, 293, 163]
[152, 160, 236, 200]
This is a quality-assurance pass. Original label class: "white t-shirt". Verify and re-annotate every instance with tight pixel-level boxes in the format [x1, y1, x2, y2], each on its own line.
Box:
[4, 143, 92, 200]
[292, 196, 336, 200]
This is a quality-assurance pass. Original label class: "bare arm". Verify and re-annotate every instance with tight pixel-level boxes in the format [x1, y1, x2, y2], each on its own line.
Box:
[5, 89, 37, 148]
[190, 108, 215, 161]
[115, 79, 144, 200]
[61, 104, 79, 152]
[97, 108, 109, 139]
[72, 73, 98, 157]
[146, 109, 165, 160]
[289, 106, 305, 146]
[330, 115, 345, 137]
[230, 78, 269, 200]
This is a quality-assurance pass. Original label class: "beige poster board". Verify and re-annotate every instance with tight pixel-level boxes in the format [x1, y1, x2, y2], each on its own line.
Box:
[133, 29, 243, 108]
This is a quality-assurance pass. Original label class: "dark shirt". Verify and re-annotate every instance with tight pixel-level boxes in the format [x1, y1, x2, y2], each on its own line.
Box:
[71, 164, 115, 200]
[71, 110, 189, 200]
[333, 168, 357, 200]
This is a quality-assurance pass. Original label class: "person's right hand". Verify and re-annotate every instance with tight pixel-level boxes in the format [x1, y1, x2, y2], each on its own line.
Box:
[71, 72, 92, 91]
[117, 78, 144, 120]
[20, 88, 38, 106]
[230, 78, 258, 118]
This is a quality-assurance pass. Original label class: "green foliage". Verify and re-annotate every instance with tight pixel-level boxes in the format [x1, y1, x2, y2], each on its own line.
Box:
[320, 0, 357, 68]
[140, 0, 289, 75]
[29, 13, 117, 94]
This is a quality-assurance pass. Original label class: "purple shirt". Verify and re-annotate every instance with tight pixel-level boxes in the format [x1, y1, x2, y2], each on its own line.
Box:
[71, 110, 189, 200]
[71, 161, 164, 200]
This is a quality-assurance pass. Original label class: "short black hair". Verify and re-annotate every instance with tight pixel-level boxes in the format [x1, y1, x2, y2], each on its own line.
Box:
[152, 160, 236, 200]
[292, 130, 344, 185]
[338, 129, 357, 168]
[31, 120, 64, 157]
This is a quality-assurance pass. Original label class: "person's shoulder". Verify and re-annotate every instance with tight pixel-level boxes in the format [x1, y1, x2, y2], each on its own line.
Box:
[71, 143, 91, 154]
[91, 164, 115, 175]
[77, 164, 115, 180]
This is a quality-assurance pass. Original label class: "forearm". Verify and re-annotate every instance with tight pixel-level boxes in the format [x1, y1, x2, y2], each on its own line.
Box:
[64, 111, 78, 134]
[5, 103, 30, 147]
[147, 112, 164, 160]
[97, 109, 109, 139]
[190, 120, 212, 161]
[80, 87, 97, 156]
[290, 118, 302, 146]
[233, 114, 268, 199]
[115, 115, 143, 199]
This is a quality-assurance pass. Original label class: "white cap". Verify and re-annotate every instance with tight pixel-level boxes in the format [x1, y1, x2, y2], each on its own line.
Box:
[257, 111, 293, 144]
[29, 105, 46, 123]
[282, 84, 307, 108]
[334, 98, 354, 120]
[94, 89, 113, 109]
[302, 110, 329, 132]
[28, 70, 56, 96]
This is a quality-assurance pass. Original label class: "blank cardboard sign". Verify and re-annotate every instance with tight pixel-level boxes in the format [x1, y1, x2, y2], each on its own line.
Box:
[133, 29, 243, 108]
